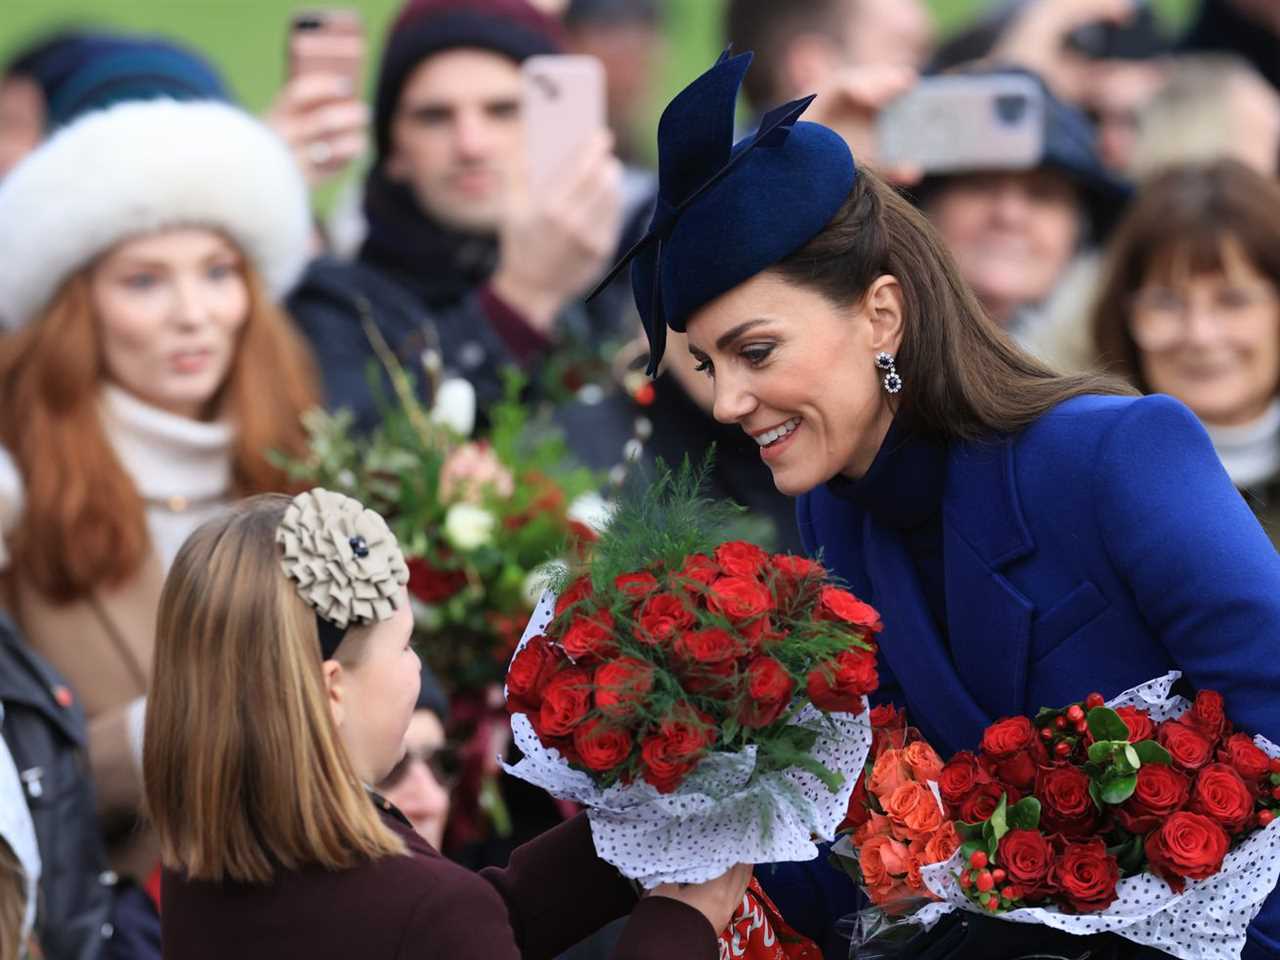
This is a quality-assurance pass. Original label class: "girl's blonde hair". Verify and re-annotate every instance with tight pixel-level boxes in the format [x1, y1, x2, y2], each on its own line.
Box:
[0, 838, 25, 960]
[144, 494, 405, 884]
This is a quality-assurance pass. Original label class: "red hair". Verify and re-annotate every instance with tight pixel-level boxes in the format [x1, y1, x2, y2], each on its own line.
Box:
[0, 263, 320, 603]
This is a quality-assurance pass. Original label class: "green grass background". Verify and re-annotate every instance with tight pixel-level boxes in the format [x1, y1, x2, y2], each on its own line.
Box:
[2, 0, 1196, 205]
[2, 0, 1199, 114]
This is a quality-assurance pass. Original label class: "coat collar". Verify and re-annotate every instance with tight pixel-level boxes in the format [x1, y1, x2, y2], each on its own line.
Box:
[859, 434, 1037, 755]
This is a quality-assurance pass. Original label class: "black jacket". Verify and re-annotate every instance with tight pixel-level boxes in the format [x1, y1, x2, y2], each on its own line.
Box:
[0, 613, 113, 960]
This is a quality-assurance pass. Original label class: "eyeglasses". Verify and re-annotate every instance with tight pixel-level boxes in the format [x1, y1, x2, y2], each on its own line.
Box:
[379, 743, 460, 791]
[1128, 284, 1279, 351]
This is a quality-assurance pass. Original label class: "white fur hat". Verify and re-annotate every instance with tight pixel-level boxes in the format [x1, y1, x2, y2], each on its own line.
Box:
[0, 98, 311, 329]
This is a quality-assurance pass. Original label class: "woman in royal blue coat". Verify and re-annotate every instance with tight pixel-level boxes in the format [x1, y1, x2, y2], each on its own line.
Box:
[606, 50, 1280, 960]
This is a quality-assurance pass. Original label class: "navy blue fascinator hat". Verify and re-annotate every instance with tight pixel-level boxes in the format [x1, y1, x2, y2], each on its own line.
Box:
[592, 50, 856, 374]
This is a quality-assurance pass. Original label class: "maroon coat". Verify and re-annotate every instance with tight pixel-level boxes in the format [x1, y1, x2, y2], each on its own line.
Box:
[160, 806, 716, 959]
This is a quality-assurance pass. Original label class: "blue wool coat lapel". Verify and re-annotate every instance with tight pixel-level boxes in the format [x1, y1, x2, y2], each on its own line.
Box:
[859, 437, 1038, 755]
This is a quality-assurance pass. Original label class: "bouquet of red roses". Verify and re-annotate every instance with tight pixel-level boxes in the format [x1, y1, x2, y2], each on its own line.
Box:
[502, 462, 879, 888]
[903, 674, 1280, 960]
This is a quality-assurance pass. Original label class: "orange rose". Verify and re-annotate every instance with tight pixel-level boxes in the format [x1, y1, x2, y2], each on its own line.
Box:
[884, 781, 943, 837]
[904, 741, 944, 782]
[860, 834, 912, 889]
[853, 810, 893, 846]
[923, 821, 961, 866]
[906, 855, 925, 891]
[868, 749, 910, 799]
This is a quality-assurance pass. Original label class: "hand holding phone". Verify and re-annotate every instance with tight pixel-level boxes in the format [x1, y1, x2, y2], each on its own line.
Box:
[265, 7, 368, 185]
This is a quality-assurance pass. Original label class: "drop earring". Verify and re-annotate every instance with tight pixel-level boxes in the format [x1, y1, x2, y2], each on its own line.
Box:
[874, 352, 902, 394]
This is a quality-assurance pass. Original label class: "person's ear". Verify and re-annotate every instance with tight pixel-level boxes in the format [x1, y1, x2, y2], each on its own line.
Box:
[323, 658, 346, 729]
[864, 274, 905, 355]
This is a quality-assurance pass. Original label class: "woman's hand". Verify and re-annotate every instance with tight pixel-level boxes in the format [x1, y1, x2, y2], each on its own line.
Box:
[646, 863, 754, 935]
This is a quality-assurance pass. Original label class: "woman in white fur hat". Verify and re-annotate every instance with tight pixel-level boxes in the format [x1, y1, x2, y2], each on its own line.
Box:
[0, 96, 320, 884]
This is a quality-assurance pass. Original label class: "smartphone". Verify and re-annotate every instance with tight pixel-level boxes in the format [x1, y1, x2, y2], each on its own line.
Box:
[520, 55, 606, 193]
[876, 74, 1046, 175]
[287, 8, 364, 90]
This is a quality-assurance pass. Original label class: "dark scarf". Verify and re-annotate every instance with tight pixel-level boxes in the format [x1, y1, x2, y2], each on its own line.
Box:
[359, 165, 499, 309]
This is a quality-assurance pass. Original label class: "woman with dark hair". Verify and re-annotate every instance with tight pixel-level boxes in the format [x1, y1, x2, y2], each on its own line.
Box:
[1091, 159, 1280, 545]
[608, 51, 1280, 959]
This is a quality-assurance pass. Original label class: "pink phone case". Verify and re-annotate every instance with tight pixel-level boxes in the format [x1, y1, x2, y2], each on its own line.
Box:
[521, 55, 606, 192]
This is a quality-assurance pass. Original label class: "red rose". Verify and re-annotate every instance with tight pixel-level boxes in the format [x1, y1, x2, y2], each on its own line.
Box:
[707, 576, 775, 622]
[1158, 720, 1215, 773]
[1115, 763, 1191, 835]
[1051, 838, 1120, 913]
[675, 628, 738, 665]
[554, 577, 594, 619]
[998, 829, 1055, 889]
[1114, 706, 1155, 744]
[816, 587, 882, 633]
[806, 647, 878, 714]
[982, 716, 1037, 759]
[1184, 690, 1230, 745]
[636, 593, 695, 645]
[561, 609, 617, 661]
[1037, 764, 1101, 838]
[1144, 811, 1230, 893]
[506, 634, 561, 714]
[938, 751, 987, 808]
[594, 657, 655, 721]
[406, 557, 467, 604]
[839, 775, 871, 833]
[959, 780, 1007, 824]
[537, 667, 593, 737]
[869, 702, 905, 732]
[679, 656, 737, 696]
[1190, 763, 1255, 835]
[738, 656, 795, 728]
[714, 541, 769, 579]
[573, 717, 634, 772]
[679, 553, 721, 589]
[614, 571, 659, 600]
[1218, 732, 1272, 784]
[994, 742, 1047, 792]
[771, 554, 823, 608]
[640, 705, 716, 794]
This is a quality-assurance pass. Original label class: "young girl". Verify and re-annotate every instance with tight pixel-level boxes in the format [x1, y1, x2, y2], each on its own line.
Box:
[145, 489, 748, 959]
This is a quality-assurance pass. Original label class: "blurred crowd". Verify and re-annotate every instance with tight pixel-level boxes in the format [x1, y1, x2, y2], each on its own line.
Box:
[2, 0, 1280, 957]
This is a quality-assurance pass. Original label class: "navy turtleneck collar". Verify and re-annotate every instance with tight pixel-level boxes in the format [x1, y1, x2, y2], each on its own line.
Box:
[826, 419, 947, 529]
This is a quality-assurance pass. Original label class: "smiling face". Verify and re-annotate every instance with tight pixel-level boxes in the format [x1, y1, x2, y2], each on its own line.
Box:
[1133, 239, 1280, 428]
[683, 270, 903, 495]
[88, 228, 250, 420]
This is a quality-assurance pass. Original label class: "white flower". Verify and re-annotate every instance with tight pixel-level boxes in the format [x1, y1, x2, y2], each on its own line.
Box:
[522, 561, 567, 608]
[430, 377, 476, 438]
[443, 502, 495, 551]
[567, 491, 615, 534]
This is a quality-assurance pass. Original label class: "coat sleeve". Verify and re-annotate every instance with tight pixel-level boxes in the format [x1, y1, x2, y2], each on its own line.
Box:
[1094, 394, 1280, 959]
[396, 815, 715, 960]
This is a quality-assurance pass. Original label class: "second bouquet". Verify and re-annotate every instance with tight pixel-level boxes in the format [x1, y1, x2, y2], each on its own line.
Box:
[502, 462, 879, 888]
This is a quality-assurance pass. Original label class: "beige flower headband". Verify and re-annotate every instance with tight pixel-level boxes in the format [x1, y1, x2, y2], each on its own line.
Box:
[276, 488, 409, 657]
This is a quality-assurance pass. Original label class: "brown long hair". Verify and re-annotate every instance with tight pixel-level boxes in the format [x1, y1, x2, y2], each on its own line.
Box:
[771, 166, 1133, 441]
[0, 258, 319, 603]
[144, 494, 405, 883]
[1091, 159, 1280, 391]
[0, 838, 25, 960]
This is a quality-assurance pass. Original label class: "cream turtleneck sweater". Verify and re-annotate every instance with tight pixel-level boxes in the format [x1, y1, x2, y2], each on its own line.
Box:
[1203, 399, 1280, 493]
[0, 384, 235, 571]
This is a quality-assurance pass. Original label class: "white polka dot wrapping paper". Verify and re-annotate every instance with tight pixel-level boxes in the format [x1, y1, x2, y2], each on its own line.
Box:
[502, 590, 875, 889]
[911, 673, 1280, 960]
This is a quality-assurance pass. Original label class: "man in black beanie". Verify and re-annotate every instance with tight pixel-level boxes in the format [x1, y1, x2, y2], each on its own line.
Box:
[291, 0, 626, 432]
